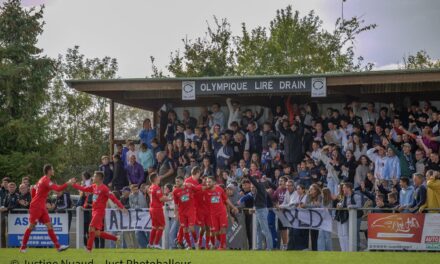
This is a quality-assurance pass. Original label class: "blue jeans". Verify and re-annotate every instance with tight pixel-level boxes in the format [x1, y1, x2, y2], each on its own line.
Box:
[327, 177, 339, 196]
[267, 209, 278, 249]
[317, 230, 332, 251]
[168, 218, 180, 249]
[255, 208, 273, 250]
[135, 231, 148, 248]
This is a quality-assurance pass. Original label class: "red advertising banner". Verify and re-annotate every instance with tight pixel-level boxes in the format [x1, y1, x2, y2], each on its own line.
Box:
[368, 213, 440, 251]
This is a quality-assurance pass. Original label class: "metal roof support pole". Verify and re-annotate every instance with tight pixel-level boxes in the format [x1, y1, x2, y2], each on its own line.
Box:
[348, 209, 358, 252]
[109, 99, 115, 157]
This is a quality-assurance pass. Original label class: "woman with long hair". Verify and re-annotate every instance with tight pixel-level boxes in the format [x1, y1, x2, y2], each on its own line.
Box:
[291, 184, 308, 250]
[354, 155, 371, 188]
[342, 150, 357, 184]
[302, 184, 322, 251]
[317, 187, 333, 251]
[344, 134, 367, 160]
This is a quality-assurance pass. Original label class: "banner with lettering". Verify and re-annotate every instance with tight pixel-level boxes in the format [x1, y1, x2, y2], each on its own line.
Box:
[274, 208, 333, 232]
[8, 213, 69, 247]
[226, 212, 248, 249]
[368, 213, 440, 251]
[105, 209, 151, 232]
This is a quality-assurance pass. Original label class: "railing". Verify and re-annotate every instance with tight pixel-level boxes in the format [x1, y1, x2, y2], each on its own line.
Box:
[1, 207, 439, 251]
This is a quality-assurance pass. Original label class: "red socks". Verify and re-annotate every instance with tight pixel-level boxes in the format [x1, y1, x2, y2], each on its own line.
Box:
[154, 229, 163, 245]
[220, 233, 226, 248]
[177, 227, 184, 243]
[191, 231, 197, 242]
[99, 232, 117, 241]
[87, 231, 95, 250]
[184, 232, 192, 247]
[149, 229, 157, 245]
[210, 235, 216, 247]
[21, 228, 32, 249]
[47, 228, 60, 249]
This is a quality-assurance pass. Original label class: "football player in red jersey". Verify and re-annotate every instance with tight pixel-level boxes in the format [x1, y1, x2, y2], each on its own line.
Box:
[205, 176, 238, 250]
[173, 176, 197, 249]
[20, 164, 72, 253]
[70, 171, 127, 252]
[148, 173, 172, 249]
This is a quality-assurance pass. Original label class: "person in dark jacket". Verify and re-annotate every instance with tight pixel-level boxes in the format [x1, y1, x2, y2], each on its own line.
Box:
[17, 183, 31, 210]
[244, 173, 273, 250]
[55, 190, 72, 230]
[112, 154, 129, 193]
[411, 173, 427, 213]
[276, 116, 304, 170]
[99, 155, 113, 186]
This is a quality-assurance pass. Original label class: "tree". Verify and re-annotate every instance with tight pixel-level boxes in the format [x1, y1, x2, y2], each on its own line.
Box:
[0, 0, 55, 183]
[403, 50, 440, 69]
[153, 5, 376, 77]
[46, 46, 118, 180]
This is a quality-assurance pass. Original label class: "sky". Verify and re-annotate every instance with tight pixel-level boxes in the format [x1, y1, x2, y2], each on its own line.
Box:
[4, 0, 440, 77]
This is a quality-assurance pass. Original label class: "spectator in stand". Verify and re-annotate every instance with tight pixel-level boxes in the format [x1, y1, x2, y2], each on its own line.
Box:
[150, 138, 162, 165]
[362, 122, 375, 149]
[182, 110, 197, 131]
[354, 155, 371, 189]
[397, 177, 414, 213]
[17, 184, 31, 210]
[302, 184, 322, 251]
[138, 143, 155, 184]
[226, 98, 241, 129]
[245, 121, 262, 155]
[383, 146, 401, 181]
[244, 173, 273, 250]
[0, 177, 11, 247]
[387, 140, 416, 179]
[279, 179, 297, 250]
[121, 140, 131, 168]
[241, 108, 264, 131]
[126, 154, 145, 186]
[120, 186, 136, 248]
[216, 135, 233, 170]
[344, 134, 367, 161]
[276, 116, 304, 169]
[423, 170, 440, 212]
[129, 184, 149, 248]
[156, 151, 175, 186]
[237, 178, 254, 249]
[21, 176, 31, 187]
[1, 182, 18, 213]
[324, 120, 343, 147]
[99, 155, 113, 186]
[362, 102, 378, 125]
[317, 187, 333, 251]
[112, 154, 128, 193]
[139, 118, 156, 149]
[367, 145, 388, 181]
[319, 146, 343, 195]
[377, 107, 392, 129]
[410, 173, 427, 213]
[415, 149, 427, 174]
[208, 103, 225, 130]
[272, 176, 288, 250]
[55, 190, 72, 230]
[290, 184, 308, 250]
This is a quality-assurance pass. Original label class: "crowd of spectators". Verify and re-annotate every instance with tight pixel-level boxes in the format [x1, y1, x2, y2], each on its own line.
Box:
[2, 97, 440, 251]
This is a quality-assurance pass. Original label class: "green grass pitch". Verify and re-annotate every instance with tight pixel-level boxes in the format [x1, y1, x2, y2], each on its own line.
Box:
[0, 249, 438, 264]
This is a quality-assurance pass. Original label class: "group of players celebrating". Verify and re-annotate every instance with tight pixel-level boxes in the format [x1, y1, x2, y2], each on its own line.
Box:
[20, 165, 239, 252]
[148, 166, 238, 250]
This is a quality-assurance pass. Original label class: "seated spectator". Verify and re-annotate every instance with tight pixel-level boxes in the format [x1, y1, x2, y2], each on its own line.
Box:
[126, 154, 145, 185]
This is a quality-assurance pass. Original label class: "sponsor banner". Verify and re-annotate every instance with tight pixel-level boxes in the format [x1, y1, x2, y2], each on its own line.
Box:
[226, 212, 248, 249]
[187, 77, 327, 97]
[8, 213, 69, 247]
[275, 208, 332, 232]
[105, 208, 151, 232]
[368, 213, 440, 251]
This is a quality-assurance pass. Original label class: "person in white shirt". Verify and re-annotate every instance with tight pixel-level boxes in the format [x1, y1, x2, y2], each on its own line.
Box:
[367, 145, 388, 180]
[226, 98, 241, 129]
[324, 121, 343, 147]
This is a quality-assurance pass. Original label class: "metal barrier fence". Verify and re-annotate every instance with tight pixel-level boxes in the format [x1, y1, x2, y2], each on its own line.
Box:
[1, 207, 438, 251]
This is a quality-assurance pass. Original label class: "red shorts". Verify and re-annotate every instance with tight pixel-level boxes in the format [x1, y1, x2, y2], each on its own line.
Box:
[179, 210, 196, 228]
[196, 211, 211, 227]
[29, 208, 50, 225]
[210, 213, 228, 232]
[150, 207, 165, 228]
[90, 211, 104, 230]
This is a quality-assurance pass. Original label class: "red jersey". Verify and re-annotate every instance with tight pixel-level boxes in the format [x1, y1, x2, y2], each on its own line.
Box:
[149, 184, 164, 209]
[73, 183, 123, 213]
[173, 186, 194, 214]
[184, 177, 202, 206]
[30, 176, 67, 210]
[205, 185, 227, 216]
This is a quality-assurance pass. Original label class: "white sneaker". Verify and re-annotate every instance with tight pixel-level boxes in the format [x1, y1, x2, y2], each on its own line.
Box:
[153, 245, 163, 250]
[57, 245, 69, 252]
[85, 248, 92, 253]
[19, 248, 27, 253]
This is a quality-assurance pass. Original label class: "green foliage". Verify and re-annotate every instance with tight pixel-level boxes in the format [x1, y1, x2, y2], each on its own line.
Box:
[46, 46, 118, 180]
[403, 50, 440, 69]
[159, 5, 376, 77]
[0, 0, 55, 183]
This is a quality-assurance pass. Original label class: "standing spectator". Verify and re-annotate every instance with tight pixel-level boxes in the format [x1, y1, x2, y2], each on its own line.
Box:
[302, 184, 322, 251]
[164, 183, 177, 249]
[424, 170, 440, 212]
[216, 135, 233, 170]
[112, 154, 128, 193]
[279, 179, 297, 250]
[120, 187, 136, 248]
[125, 142, 138, 166]
[317, 187, 333, 251]
[237, 178, 254, 249]
[1, 182, 18, 213]
[291, 184, 308, 250]
[410, 173, 427, 213]
[139, 118, 156, 149]
[126, 155, 145, 185]
[208, 103, 225, 130]
[0, 177, 11, 247]
[17, 184, 31, 209]
[129, 184, 148, 248]
[362, 102, 378, 125]
[272, 176, 288, 250]
[354, 155, 371, 189]
[387, 141, 415, 179]
[276, 117, 304, 169]
[55, 190, 72, 230]
[121, 140, 131, 168]
[77, 172, 93, 247]
[156, 151, 175, 186]
[182, 110, 197, 130]
[99, 155, 113, 186]
[244, 173, 273, 250]
[138, 143, 155, 183]
[397, 177, 414, 212]
[226, 98, 241, 129]
[383, 147, 401, 181]
[367, 145, 388, 181]
[245, 122, 262, 155]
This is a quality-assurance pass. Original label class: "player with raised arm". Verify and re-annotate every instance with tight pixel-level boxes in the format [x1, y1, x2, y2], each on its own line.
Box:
[205, 176, 238, 250]
[70, 171, 128, 252]
[20, 164, 72, 253]
[148, 173, 172, 249]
